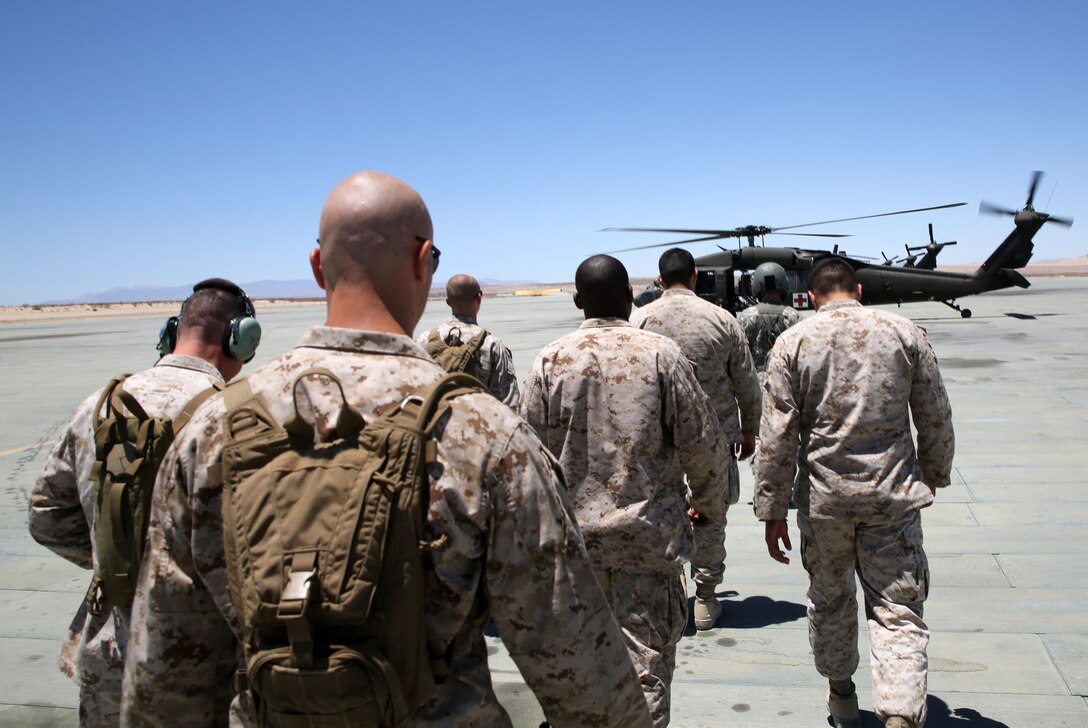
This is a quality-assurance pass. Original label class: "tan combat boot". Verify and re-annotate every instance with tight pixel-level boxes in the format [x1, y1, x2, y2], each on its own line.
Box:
[827, 678, 860, 728]
[693, 598, 721, 630]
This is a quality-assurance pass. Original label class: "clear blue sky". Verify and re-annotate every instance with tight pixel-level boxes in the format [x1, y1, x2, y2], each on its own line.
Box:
[2, 1, 1085, 305]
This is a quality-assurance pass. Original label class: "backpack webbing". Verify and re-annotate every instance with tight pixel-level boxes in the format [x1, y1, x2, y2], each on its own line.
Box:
[424, 327, 489, 376]
[86, 376, 222, 613]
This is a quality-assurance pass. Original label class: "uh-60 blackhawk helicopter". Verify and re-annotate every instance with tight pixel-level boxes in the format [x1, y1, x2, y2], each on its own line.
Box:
[605, 172, 1072, 318]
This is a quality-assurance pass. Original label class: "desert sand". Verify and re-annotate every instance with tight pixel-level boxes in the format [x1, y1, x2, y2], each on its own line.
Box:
[1, 260, 1083, 326]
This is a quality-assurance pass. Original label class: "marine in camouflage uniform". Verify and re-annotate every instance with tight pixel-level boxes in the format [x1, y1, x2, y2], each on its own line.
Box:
[417, 314, 518, 407]
[417, 274, 519, 407]
[755, 257, 954, 728]
[520, 255, 728, 727]
[121, 173, 651, 728]
[28, 281, 253, 728]
[737, 261, 802, 380]
[631, 248, 760, 630]
[737, 301, 801, 377]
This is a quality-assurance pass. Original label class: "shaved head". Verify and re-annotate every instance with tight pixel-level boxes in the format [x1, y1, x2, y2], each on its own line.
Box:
[446, 274, 482, 316]
[317, 171, 433, 290]
[574, 255, 633, 320]
[312, 171, 437, 334]
[446, 274, 481, 305]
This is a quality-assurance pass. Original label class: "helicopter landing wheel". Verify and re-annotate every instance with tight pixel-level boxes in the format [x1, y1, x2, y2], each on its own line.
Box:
[942, 299, 970, 318]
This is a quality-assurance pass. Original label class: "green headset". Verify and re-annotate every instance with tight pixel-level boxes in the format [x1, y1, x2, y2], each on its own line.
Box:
[156, 278, 262, 363]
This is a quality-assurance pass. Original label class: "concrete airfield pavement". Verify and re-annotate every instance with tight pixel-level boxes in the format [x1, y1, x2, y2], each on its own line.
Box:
[1, 278, 1086, 726]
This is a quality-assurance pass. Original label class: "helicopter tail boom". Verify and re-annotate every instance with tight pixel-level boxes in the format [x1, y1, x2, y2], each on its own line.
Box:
[977, 227, 1035, 276]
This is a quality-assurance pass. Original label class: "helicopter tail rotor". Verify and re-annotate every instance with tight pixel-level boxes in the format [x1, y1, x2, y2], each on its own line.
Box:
[1026, 170, 1042, 208]
[1043, 214, 1074, 228]
[980, 171, 1074, 228]
[979, 201, 1018, 217]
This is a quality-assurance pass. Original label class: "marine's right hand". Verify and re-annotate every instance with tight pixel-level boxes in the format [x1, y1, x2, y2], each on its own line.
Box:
[764, 519, 792, 564]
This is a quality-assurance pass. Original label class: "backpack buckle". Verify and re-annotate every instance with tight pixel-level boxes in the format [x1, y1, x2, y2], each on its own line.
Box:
[280, 569, 315, 608]
[278, 554, 317, 667]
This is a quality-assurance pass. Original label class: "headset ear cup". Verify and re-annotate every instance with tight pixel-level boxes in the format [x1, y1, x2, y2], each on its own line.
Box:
[157, 317, 179, 357]
[225, 316, 262, 362]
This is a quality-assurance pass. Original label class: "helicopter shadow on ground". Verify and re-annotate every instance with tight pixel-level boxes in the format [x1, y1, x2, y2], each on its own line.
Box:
[1003, 311, 1062, 320]
[684, 592, 806, 636]
[910, 311, 1062, 323]
[834, 695, 1010, 727]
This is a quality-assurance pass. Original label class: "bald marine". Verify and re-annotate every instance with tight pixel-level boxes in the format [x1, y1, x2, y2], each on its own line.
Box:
[446, 274, 483, 316]
[311, 171, 439, 335]
[417, 271, 521, 406]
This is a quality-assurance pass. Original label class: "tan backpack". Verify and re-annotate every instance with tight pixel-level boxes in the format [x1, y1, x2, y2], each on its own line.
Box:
[211, 368, 484, 727]
[86, 376, 221, 613]
[423, 326, 488, 377]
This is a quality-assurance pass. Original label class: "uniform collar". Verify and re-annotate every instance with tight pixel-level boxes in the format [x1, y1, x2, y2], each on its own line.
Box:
[579, 317, 631, 329]
[661, 287, 697, 298]
[296, 326, 434, 362]
[154, 354, 224, 381]
[818, 299, 863, 313]
[449, 314, 479, 326]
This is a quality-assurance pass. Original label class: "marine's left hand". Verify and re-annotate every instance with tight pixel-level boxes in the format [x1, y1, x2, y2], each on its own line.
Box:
[737, 433, 756, 461]
[688, 506, 710, 527]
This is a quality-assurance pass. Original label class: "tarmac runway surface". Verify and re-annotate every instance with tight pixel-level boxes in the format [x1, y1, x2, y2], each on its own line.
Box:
[1, 278, 1086, 726]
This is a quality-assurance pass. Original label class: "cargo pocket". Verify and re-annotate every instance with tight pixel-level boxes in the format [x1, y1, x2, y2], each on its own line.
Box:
[248, 646, 406, 727]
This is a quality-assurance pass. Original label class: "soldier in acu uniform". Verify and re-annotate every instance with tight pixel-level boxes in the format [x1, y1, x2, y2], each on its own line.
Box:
[755, 257, 955, 728]
[120, 172, 651, 728]
[520, 254, 728, 727]
[416, 273, 519, 407]
[28, 280, 257, 727]
[737, 261, 801, 380]
[631, 248, 761, 632]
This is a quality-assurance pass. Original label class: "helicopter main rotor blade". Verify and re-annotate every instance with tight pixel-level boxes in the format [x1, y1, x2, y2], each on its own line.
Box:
[602, 234, 730, 254]
[979, 201, 1017, 217]
[600, 226, 737, 236]
[773, 202, 967, 233]
[773, 232, 852, 238]
[1045, 214, 1074, 228]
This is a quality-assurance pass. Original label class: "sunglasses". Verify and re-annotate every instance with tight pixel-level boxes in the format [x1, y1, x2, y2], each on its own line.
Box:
[416, 236, 441, 274]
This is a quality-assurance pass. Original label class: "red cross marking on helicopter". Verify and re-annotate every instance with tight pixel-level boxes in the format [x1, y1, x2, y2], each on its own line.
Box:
[792, 292, 809, 309]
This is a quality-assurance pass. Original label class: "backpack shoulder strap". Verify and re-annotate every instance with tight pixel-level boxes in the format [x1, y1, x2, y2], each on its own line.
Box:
[92, 374, 130, 430]
[466, 329, 488, 352]
[171, 380, 225, 434]
[206, 377, 274, 489]
[416, 372, 486, 427]
[92, 375, 155, 456]
[386, 372, 488, 458]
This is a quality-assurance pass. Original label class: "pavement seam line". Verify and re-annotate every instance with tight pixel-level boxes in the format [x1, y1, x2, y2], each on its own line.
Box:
[993, 554, 1017, 588]
[1039, 634, 1079, 697]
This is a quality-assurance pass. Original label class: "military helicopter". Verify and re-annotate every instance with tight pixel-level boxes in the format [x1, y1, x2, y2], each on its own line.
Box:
[606, 172, 1072, 318]
[882, 224, 956, 270]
